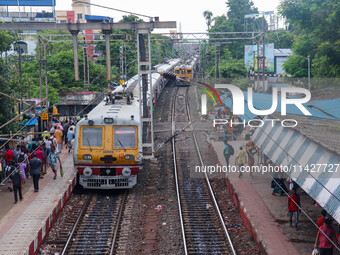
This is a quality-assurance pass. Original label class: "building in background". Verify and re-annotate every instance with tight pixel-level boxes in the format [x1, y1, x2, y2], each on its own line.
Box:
[0, 0, 57, 57]
[55, 0, 114, 60]
[273, 48, 293, 75]
[0, 0, 56, 23]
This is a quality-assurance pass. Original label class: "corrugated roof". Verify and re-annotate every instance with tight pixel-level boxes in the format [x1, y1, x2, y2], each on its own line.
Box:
[274, 49, 293, 57]
[252, 117, 340, 223]
[308, 98, 340, 119]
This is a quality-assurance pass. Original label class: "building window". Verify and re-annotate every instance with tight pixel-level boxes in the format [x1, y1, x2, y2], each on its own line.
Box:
[60, 20, 66, 23]
[77, 13, 83, 20]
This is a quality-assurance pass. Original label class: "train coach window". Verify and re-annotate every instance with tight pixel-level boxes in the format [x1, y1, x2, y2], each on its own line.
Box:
[114, 127, 136, 148]
[82, 127, 103, 147]
[175, 69, 180, 74]
[187, 70, 192, 74]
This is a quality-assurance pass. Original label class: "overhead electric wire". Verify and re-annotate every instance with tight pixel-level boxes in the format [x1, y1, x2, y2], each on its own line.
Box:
[74, 1, 153, 19]
[0, 85, 109, 185]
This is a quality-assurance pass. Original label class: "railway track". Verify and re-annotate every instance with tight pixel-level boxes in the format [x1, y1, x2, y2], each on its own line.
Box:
[172, 86, 237, 255]
[61, 191, 128, 255]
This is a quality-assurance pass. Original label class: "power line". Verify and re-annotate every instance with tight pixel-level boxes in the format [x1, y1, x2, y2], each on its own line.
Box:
[74, 0, 154, 20]
[0, 86, 108, 185]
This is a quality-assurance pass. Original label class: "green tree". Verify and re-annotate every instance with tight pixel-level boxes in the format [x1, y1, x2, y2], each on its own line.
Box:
[283, 56, 308, 77]
[280, 0, 340, 78]
[209, 0, 259, 59]
[203, 11, 214, 30]
[0, 31, 16, 55]
[265, 30, 294, 49]
[0, 32, 19, 133]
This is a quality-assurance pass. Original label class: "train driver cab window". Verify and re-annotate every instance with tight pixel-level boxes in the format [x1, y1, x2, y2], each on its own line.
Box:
[82, 127, 103, 147]
[187, 69, 192, 74]
[114, 127, 136, 148]
[175, 69, 180, 74]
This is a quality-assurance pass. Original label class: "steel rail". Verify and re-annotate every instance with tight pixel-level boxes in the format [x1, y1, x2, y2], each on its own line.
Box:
[61, 195, 92, 255]
[109, 190, 128, 255]
[171, 87, 188, 255]
[185, 87, 237, 255]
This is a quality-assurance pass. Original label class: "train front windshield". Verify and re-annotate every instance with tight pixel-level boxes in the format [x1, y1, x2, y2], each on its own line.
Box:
[82, 127, 103, 147]
[114, 127, 136, 148]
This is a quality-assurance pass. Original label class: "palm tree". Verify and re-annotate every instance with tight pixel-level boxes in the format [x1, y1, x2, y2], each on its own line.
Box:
[203, 10, 213, 30]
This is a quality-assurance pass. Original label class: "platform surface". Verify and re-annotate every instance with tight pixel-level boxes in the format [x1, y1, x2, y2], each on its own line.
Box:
[0, 152, 75, 255]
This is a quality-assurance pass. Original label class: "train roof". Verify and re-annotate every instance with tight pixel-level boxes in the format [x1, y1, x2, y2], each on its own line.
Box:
[77, 58, 179, 127]
[154, 58, 181, 73]
[77, 90, 140, 127]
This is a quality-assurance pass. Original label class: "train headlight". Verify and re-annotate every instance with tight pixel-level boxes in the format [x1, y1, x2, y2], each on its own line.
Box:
[104, 117, 114, 124]
[124, 154, 134, 160]
[83, 154, 92, 160]
[83, 167, 92, 177]
[122, 167, 131, 177]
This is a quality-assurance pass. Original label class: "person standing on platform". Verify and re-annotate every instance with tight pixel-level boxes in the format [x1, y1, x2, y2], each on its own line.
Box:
[48, 147, 61, 180]
[5, 145, 13, 165]
[62, 120, 70, 148]
[13, 145, 21, 163]
[41, 142, 48, 175]
[314, 217, 336, 255]
[44, 136, 52, 156]
[28, 140, 37, 153]
[237, 146, 246, 177]
[0, 154, 5, 185]
[67, 128, 75, 153]
[35, 146, 44, 179]
[223, 140, 234, 166]
[5, 160, 15, 191]
[17, 154, 27, 181]
[54, 126, 63, 153]
[11, 163, 24, 204]
[246, 140, 258, 176]
[41, 130, 50, 141]
[70, 136, 75, 154]
[29, 153, 42, 192]
[288, 187, 300, 230]
[317, 209, 328, 228]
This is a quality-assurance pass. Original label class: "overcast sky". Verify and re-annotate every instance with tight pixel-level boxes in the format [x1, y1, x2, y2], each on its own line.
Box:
[55, 0, 281, 33]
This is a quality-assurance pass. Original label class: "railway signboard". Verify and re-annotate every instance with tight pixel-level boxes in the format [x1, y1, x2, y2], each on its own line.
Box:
[41, 113, 49, 120]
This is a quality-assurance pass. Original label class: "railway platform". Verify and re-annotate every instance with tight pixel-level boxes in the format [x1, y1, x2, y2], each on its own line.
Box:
[0, 151, 76, 255]
[211, 140, 328, 255]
